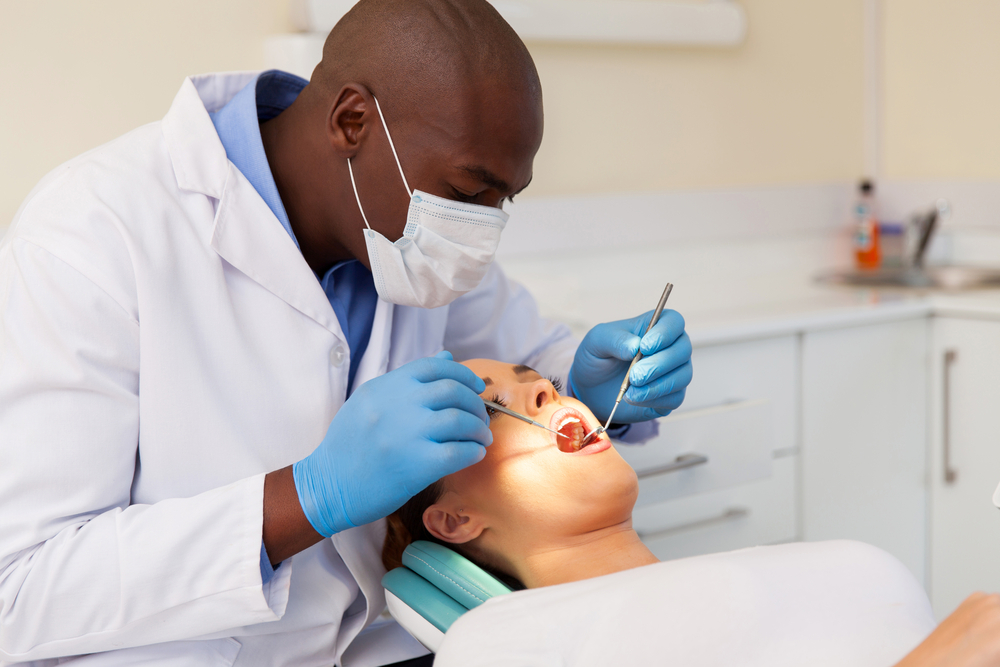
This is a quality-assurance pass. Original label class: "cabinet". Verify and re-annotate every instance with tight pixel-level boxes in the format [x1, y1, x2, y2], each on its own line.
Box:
[930, 317, 1000, 618]
[801, 318, 929, 585]
[626, 335, 799, 560]
[625, 313, 1000, 611]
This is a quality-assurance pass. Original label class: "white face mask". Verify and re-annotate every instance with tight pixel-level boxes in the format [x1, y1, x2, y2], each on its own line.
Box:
[348, 97, 509, 309]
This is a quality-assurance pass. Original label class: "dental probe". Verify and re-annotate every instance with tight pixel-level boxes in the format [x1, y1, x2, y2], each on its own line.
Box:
[482, 399, 570, 439]
[581, 282, 674, 446]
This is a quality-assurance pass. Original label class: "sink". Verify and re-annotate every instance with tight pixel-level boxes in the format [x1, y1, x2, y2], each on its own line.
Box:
[819, 266, 1000, 291]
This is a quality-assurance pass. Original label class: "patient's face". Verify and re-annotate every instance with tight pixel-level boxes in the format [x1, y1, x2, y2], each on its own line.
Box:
[432, 359, 639, 565]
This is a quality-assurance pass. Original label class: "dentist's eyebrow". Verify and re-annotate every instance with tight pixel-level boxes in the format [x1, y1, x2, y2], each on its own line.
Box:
[459, 165, 510, 193]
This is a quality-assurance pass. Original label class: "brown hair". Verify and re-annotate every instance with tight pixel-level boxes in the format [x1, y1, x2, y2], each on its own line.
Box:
[382, 481, 446, 571]
[381, 480, 525, 590]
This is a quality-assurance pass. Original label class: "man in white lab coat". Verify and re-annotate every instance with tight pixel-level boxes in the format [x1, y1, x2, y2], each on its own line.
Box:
[0, 1, 692, 665]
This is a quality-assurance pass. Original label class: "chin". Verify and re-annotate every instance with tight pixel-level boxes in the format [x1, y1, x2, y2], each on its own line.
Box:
[577, 452, 640, 526]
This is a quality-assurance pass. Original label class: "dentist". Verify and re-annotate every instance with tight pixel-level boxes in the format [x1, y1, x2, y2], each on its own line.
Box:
[0, 1, 692, 665]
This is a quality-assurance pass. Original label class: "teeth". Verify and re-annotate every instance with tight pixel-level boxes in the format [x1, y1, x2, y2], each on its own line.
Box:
[557, 416, 581, 430]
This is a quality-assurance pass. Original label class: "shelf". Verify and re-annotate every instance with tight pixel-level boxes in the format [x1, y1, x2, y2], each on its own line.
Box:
[288, 0, 747, 46]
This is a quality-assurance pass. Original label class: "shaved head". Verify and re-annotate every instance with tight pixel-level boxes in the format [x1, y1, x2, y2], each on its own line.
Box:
[260, 0, 543, 275]
[315, 0, 541, 111]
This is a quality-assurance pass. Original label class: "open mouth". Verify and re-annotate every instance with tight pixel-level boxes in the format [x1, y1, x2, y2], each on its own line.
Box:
[550, 407, 596, 453]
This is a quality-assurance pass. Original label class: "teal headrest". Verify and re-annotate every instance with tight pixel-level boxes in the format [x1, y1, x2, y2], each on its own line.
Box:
[382, 541, 513, 634]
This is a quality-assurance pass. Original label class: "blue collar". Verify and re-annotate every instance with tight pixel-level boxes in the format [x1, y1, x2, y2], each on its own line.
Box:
[209, 70, 308, 247]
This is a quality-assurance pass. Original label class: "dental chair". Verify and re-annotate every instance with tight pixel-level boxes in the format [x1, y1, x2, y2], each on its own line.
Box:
[381, 540, 512, 652]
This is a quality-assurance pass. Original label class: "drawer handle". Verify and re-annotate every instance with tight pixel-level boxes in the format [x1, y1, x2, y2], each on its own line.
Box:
[943, 349, 958, 484]
[636, 453, 709, 479]
[637, 507, 750, 541]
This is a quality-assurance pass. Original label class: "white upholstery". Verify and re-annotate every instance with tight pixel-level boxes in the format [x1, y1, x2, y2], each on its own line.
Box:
[435, 541, 936, 667]
[384, 590, 446, 653]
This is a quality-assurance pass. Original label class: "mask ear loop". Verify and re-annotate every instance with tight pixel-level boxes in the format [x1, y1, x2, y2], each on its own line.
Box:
[372, 96, 413, 198]
[347, 158, 372, 231]
[348, 95, 411, 232]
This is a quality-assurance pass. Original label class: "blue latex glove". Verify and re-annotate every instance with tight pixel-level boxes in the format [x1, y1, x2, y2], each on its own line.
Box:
[569, 309, 693, 424]
[293, 351, 492, 537]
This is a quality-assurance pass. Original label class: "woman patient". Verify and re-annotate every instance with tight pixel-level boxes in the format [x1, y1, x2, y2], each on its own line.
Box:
[384, 359, 1000, 667]
[383, 358, 654, 589]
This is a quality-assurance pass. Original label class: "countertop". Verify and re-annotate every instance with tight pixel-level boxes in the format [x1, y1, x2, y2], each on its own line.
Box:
[498, 231, 1000, 347]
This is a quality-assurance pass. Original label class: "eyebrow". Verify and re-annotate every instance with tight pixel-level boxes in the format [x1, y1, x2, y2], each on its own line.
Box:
[512, 364, 539, 377]
[460, 166, 533, 197]
[481, 376, 494, 387]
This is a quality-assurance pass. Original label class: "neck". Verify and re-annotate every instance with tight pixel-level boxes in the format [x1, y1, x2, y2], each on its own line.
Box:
[516, 520, 659, 589]
[259, 90, 356, 274]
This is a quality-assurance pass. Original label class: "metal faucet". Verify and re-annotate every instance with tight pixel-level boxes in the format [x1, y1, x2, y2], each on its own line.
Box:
[911, 199, 951, 269]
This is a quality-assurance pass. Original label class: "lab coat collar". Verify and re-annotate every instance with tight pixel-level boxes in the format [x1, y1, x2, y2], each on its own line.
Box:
[212, 160, 343, 337]
[162, 72, 346, 338]
[162, 72, 260, 199]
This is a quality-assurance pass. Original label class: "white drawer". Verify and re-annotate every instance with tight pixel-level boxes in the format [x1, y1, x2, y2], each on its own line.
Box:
[686, 335, 798, 455]
[617, 398, 773, 505]
[633, 455, 798, 562]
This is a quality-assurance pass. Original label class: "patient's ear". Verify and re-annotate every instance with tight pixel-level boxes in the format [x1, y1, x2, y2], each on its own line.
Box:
[423, 492, 486, 545]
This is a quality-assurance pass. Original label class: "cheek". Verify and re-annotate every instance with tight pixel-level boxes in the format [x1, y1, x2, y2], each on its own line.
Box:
[453, 420, 640, 537]
[355, 154, 410, 239]
[512, 448, 640, 533]
[480, 427, 563, 523]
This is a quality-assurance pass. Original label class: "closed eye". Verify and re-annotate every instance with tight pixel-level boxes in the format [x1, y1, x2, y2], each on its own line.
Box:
[451, 188, 517, 207]
[451, 187, 478, 204]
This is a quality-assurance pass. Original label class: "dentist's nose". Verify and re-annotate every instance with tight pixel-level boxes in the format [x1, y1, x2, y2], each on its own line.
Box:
[527, 378, 557, 417]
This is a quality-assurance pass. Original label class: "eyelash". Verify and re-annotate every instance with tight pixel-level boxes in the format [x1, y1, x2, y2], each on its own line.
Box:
[485, 379, 561, 420]
[486, 393, 507, 420]
[451, 189, 517, 205]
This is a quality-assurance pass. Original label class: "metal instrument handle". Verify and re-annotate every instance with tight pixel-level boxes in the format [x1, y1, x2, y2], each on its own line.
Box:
[483, 399, 531, 425]
[483, 399, 563, 437]
[636, 507, 749, 541]
[636, 453, 709, 479]
[618, 283, 673, 393]
[603, 282, 674, 433]
[944, 349, 958, 484]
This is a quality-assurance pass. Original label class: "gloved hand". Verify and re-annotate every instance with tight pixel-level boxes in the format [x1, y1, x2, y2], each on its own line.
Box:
[293, 351, 491, 537]
[568, 309, 693, 424]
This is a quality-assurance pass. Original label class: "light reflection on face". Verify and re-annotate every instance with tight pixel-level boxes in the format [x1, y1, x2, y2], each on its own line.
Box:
[435, 359, 639, 565]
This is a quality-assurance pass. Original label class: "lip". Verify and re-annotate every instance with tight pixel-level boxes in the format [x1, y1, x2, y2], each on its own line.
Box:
[549, 406, 610, 455]
[565, 436, 612, 456]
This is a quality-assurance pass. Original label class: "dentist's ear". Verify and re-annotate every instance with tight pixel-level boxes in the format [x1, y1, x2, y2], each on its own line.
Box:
[327, 83, 375, 158]
[423, 493, 486, 544]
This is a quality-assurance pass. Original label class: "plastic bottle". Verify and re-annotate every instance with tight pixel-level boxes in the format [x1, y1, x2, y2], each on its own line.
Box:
[854, 179, 881, 270]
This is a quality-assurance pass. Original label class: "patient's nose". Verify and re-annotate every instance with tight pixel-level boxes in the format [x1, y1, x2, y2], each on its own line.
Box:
[526, 378, 556, 416]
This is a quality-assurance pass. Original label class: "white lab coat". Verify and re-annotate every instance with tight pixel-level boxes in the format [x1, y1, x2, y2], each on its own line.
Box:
[0, 72, 577, 667]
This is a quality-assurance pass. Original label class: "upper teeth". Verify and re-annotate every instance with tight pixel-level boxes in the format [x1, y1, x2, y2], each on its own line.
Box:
[557, 416, 581, 430]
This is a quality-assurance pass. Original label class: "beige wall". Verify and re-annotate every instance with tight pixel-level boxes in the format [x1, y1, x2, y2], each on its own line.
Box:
[882, 0, 1000, 182]
[528, 0, 865, 197]
[0, 0, 292, 226]
[0, 0, 867, 225]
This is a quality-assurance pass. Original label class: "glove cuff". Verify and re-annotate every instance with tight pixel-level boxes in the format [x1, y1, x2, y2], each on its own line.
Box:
[292, 459, 356, 538]
[567, 368, 581, 401]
